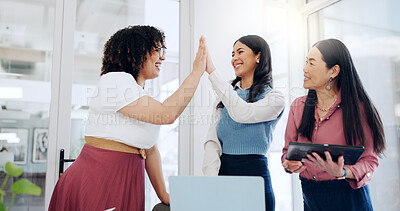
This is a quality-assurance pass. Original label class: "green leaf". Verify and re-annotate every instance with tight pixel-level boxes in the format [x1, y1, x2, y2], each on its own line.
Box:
[0, 189, 5, 197]
[11, 179, 41, 196]
[4, 162, 23, 177]
[0, 202, 5, 211]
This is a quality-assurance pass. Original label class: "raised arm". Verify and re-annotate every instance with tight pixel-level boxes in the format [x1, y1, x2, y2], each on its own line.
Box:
[118, 37, 207, 124]
[204, 46, 284, 123]
[209, 72, 284, 123]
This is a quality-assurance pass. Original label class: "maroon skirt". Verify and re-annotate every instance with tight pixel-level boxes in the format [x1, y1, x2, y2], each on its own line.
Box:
[49, 144, 145, 211]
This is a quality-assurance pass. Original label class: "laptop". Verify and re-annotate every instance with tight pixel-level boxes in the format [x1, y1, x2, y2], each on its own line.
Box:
[169, 176, 265, 211]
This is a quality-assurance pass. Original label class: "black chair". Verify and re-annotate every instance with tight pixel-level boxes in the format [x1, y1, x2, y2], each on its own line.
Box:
[58, 149, 76, 177]
[152, 202, 170, 211]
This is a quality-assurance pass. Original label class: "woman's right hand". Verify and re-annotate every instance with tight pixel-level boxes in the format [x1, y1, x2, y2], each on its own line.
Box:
[282, 159, 307, 173]
[192, 36, 207, 76]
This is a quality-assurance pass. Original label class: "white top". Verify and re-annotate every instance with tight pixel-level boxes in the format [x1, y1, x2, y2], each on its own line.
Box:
[85, 72, 160, 149]
[208, 71, 285, 123]
[202, 71, 285, 175]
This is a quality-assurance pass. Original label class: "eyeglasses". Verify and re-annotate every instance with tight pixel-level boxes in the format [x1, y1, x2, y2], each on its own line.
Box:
[155, 47, 166, 58]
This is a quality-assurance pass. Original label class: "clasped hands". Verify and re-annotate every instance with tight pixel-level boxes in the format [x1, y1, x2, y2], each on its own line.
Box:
[282, 151, 346, 178]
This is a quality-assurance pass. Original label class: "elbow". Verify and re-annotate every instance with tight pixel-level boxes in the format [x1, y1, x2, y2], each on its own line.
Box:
[163, 119, 176, 125]
[160, 114, 177, 125]
[275, 97, 285, 113]
[230, 115, 248, 123]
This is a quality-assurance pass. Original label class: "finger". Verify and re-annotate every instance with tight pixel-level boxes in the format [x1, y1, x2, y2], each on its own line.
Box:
[201, 38, 207, 56]
[324, 151, 333, 163]
[285, 160, 302, 168]
[306, 154, 317, 163]
[283, 161, 301, 172]
[198, 36, 205, 50]
[312, 152, 325, 164]
[196, 39, 206, 59]
[338, 155, 345, 167]
[302, 158, 315, 166]
[292, 164, 303, 172]
[293, 165, 307, 173]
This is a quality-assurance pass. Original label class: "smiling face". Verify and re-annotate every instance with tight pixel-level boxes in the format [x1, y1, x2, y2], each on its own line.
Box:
[303, 46, 334, 91]
[137, 47, 165, 85]
[231, 41, 259, 79]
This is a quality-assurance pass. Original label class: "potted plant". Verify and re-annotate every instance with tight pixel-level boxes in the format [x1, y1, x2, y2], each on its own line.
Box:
[0, 162, 41, 211]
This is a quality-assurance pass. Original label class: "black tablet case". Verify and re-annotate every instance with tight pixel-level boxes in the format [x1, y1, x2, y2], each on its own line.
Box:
[286, 142, 365, 165]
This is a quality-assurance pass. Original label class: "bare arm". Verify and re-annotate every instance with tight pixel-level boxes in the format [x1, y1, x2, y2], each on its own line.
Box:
[145, 145, 169, 205]
[118, 37, 207, 124]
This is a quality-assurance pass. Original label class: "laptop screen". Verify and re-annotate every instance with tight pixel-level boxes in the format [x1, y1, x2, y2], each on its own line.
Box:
[169, 176, 265, 211]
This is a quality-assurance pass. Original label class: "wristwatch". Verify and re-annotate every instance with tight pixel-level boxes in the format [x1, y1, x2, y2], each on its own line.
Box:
[336, 167, 347, 180]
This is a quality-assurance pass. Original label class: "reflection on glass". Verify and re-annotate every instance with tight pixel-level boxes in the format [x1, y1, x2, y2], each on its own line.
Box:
[308, 0, 400, 210]
[0, 0, 55, 210]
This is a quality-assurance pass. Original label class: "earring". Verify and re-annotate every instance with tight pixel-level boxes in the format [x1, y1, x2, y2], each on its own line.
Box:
[256, 60, 259, 64]
[325, 77, 333, 91]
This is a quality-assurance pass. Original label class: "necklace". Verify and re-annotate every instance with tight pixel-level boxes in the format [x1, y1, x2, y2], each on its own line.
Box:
[317, 95, 337, 112]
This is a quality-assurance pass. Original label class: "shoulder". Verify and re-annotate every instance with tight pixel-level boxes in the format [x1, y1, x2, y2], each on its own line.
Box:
[289, 95, 307, 110]
[265, 89, 284, 97]
[100, 72, 137, 85]
[292, 95, 307, 104]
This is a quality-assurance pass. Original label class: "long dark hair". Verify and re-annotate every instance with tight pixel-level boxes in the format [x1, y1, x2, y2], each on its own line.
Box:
[298, 39, 385, 155]
[101, 25, 165, 80]
[217, 35, 273, 108]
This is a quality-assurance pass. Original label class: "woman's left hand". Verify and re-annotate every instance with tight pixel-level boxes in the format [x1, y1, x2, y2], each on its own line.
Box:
[205, 41, 216, 74]
[159, 192, 170, 205]
[304, 151, 345, 178]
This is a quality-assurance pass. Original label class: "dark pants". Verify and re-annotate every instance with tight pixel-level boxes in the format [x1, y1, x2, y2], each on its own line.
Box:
[300, 177, 373, 211]
[218, 153, 275, 211]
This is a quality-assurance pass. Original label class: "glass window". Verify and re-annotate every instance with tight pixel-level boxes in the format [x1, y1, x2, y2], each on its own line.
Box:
[308, 0, 400, 210]
[265, 5, 293, 211]
[0, 0, 55, 210]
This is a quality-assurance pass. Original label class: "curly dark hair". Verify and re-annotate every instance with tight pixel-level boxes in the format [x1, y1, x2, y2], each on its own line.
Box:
[101, 25, 166, 80]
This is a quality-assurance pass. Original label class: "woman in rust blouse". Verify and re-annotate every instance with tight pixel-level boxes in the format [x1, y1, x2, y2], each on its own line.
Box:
[282, 39, 385, 211]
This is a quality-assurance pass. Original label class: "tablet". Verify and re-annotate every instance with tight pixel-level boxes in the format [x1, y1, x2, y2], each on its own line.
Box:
[286, 142, 365, 165]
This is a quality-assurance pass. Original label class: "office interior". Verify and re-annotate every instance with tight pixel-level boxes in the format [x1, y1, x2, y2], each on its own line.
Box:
[0, 0, 398, 210]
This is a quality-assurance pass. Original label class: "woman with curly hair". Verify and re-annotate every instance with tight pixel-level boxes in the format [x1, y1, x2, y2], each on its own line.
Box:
[49, 25, 206, 211]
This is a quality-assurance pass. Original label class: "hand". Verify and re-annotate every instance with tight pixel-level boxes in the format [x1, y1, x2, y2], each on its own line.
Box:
[282, 159, 306, 173]
[205, 40, 216, 74]
[158, 192, 170, 205]
[192, 36, 207, 76]
[304, 151, 345, 178]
